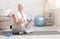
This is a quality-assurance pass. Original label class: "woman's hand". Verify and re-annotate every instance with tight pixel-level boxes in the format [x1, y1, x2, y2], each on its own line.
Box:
[27, 18, 32, 22]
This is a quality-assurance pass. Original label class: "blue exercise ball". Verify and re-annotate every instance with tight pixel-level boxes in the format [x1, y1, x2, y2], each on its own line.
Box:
[34, 15, 46, 26]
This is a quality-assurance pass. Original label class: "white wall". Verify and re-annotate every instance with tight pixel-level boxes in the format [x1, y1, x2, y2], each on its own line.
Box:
[0, 0, 43, 19]
[0, 0, 19, 13]
[21, 0, 43, 18]
[55, 0, 60, 8]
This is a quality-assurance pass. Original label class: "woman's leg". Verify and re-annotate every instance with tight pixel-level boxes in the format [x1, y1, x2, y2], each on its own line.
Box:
[12, 22, 33, 34]
[24, 22, 33, 33]
[12, 23, 26, 34]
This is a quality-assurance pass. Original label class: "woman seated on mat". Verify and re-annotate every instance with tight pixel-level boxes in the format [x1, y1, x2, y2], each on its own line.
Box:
[12, 3, 33, 34]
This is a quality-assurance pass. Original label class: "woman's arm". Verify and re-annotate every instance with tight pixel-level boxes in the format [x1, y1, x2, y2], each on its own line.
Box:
[12, 14, 23, 25]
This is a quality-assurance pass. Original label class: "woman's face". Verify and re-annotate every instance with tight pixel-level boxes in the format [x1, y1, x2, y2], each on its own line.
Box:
[18, 4, 23, 11]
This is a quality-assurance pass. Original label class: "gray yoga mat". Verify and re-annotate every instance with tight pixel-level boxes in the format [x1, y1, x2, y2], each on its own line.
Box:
[0, 31, 60, 35]
[25, 31, 60, 35]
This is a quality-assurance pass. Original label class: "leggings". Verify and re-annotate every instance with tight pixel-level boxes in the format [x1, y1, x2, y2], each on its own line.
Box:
[12, 22, 32, 33]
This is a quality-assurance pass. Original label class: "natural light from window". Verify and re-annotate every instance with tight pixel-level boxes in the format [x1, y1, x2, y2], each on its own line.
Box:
[55, 0, 60, 8]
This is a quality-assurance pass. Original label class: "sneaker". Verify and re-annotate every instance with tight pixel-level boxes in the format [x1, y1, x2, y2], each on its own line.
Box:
[26, 29, 33, 33]
[19, 32, 24, 35]
[19, 31, 27, 35]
